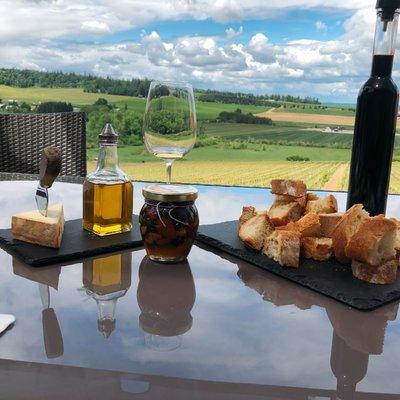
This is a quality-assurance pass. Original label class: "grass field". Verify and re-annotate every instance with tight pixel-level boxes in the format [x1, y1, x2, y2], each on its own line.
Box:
[0, 85, 268, 121]
[88, 142, 351, 163]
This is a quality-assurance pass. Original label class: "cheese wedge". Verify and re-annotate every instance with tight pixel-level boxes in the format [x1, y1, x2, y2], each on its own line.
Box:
[12, 203, 65, 248]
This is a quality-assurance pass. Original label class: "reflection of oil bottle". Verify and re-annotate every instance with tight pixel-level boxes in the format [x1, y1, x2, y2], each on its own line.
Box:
[83, 252, 132, 338]
[137, 256, 196, 351]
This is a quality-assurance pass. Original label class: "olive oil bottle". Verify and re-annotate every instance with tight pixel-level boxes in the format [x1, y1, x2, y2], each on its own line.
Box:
[83, 124, 133, 236]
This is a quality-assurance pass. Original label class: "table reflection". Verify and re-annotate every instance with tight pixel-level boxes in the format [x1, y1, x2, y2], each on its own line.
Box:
[236, 260, 398, 400]
[83, 252, 132, 338]
[12, 259, 64, 359]
[137, 256, 196, 351]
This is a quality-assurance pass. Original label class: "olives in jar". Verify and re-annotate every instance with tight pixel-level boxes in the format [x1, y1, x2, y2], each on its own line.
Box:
[139, 185, 199, 263]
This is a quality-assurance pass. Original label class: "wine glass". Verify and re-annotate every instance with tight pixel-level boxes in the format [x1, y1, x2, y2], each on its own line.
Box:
[143, 81, 197, 184]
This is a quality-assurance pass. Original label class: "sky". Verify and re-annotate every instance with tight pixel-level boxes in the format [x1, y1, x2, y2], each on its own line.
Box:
[0, 0, 394, 102]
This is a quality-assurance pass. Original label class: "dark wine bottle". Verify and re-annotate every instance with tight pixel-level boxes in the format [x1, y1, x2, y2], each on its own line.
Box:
[347, 0, 400, 216]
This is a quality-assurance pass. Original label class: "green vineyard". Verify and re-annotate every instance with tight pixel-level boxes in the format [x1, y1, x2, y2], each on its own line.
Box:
[87, 161, 400, 193]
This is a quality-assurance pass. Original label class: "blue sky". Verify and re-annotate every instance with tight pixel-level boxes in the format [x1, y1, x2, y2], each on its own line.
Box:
[103, 9, 348, 44]
[0, 1, 381, 102]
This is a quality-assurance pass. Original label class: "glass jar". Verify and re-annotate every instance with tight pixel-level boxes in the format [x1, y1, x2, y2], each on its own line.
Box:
[139, 184, 199, 263]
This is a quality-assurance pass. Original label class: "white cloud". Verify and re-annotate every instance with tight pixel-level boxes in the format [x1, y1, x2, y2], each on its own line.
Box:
[0, 1, 385, 102]
[226, 26, 243, 39]
[315, 20, 327, 31]
[82, 20, 111, 35]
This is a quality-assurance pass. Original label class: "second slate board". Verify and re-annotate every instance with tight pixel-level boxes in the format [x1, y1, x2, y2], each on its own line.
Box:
[197, 220, 400, 311]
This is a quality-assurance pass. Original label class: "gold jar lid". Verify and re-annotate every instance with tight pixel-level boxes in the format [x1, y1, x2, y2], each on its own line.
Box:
[142, 184, 198, 202]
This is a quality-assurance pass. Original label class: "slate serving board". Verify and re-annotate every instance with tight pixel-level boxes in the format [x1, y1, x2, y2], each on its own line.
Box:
[0, 215, 142, 266]
[197, 220, 400, 311]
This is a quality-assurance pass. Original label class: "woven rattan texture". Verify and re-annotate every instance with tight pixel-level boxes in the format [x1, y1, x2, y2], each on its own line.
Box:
[0, 112, 87, 177]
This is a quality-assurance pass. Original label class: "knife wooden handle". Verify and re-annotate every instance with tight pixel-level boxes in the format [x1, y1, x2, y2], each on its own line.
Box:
[39, 147, 62, 188]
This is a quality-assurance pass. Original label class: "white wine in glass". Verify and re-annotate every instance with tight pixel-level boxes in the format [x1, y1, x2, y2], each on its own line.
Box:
[143, 81, 197, 184]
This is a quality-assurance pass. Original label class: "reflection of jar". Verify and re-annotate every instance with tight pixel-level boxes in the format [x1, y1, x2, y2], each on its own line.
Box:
[139, 184, 199, 263]
[137, 256, 196, 351]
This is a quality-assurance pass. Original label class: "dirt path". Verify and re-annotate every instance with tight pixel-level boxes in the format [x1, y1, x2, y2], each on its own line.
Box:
[323, 164, 348, 190]
[256, 108, 355, 126]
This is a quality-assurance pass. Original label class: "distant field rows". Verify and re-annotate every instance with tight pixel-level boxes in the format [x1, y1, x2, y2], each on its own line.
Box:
[86, 160, 400, 193]
[256, 108, 356, 126]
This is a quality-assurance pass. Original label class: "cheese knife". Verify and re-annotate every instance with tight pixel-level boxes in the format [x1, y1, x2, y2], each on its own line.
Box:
[35, 146, 62, 216]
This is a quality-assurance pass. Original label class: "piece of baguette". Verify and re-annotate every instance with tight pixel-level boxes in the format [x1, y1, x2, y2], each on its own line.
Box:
[332, 204, 369, 264]
[389, 217, 400, 251]
[345, 216, 397, 266]
[238, 206, 257, 231]
[263, 230, 301, 268]
[239, 213, 274, 251]
[268, 201, 303, 227]
[301, 237, 333, 261]
[275, 194, 307, 208]
[270, 179, 307, 198]
[307, 193, 319, 202]
[352, 259, 397, 285]
[319, 213, 343, 238]
[306, 194, 338, 214]
[276, 213, 321, 238]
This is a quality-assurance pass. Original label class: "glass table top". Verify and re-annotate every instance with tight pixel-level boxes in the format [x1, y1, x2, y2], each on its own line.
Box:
[0, 180, 399, 399]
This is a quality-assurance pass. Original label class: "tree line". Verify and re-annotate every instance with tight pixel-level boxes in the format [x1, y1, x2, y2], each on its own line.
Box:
[198, 90, 320, 106]
[0, 68, 151, 97]
[0, 68, 320, 105]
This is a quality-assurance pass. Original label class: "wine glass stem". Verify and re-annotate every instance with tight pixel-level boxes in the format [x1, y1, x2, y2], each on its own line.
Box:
[165, 160, 174, 184]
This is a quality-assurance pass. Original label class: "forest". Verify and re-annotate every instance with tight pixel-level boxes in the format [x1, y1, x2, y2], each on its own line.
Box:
[0, 68, 319, 106]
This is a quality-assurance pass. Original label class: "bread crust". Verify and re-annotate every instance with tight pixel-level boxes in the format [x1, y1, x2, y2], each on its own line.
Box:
[345, 216, 397, 266]
[332, 204, 369, 265]
[239, 213, 274, 251]
[238, 206, 257, 231]
[268, 201, 303, 227]
[270, 179, 306, 198]
[305, 194, 338, 214]
[352, 259, 397, 284]
[275, 194, 307, 208]
[301, 237, 333, 261]
[319, 213, 343, 238]
[263, 230, 301, 268]
[276, 213, 321, 238]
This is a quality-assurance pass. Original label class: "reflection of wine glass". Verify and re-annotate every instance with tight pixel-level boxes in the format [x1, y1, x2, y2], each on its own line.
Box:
[143, 81, 197, 184]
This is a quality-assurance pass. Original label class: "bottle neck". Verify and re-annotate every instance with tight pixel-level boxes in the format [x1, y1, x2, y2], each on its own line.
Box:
[97, 144, 119, 172]
[371, 11, 399, 77]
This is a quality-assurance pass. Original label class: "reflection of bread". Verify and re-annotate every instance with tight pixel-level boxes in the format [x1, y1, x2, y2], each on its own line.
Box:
[319, 213, 343, 238]
[239, 213, 274, 251]
[270, 179, 306, 198]
[275, 194, 307, 208]
[238, 206, 256, 231]
[352, 259, 397, 285]
[301, 237, 333, 261]
[346, 216, 397, 266]
[306, 195, 338, 214]
[268, 201, 303, 227]
[332, 204, 369, 264]
[263, 230, 301, 268]
[277, 213, 320, 238]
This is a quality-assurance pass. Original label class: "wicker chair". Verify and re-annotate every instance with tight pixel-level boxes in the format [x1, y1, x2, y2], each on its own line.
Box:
[0, 112, 87, 177]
